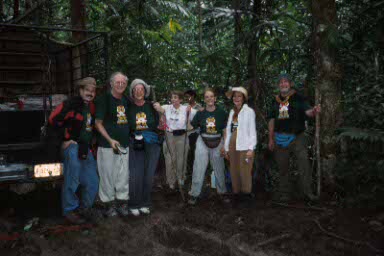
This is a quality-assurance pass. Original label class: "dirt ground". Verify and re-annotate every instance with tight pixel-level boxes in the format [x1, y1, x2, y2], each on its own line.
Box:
[0, 185, 383, 256]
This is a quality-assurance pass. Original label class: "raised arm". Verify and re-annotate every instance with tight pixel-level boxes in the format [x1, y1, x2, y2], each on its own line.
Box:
[153, 102, 165, 114]
[305, 104, 321, 118]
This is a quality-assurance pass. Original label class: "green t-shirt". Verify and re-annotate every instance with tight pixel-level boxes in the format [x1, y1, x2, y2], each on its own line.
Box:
[191, 107, 228, 135]
[95, 91, 130, 148]
[78, 104, 93, 144]
[127, 102, 158, 132]
[268, 92, 310, 134]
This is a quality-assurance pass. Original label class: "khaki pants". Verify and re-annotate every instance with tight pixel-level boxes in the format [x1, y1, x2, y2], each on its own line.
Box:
[274, 132, 312, 199]
[189, 136, 226, 197]
[97, 147, 129, 202]
[228, 130, 254, 194]
[163, 132, 189, 188]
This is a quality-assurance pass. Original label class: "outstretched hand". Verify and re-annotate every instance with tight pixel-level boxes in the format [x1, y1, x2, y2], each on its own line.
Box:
[313, 105, 321, 115]
[153, 102, 164, 113]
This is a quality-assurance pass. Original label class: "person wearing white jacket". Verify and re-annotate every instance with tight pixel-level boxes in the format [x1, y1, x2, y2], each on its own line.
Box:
[224, 87, 257, 201]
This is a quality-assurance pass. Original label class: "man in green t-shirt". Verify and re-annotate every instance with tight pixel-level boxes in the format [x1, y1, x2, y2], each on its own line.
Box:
[95, 72, 130, 217]
[268, 73, 320, 202]
[188, 88, 228, 205]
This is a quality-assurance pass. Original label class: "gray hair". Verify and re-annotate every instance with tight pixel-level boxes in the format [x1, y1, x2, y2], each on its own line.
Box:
[109, 72, 128, 86]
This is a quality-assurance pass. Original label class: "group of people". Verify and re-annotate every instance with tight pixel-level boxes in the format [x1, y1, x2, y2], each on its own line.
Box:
[49, 71, 320, 224]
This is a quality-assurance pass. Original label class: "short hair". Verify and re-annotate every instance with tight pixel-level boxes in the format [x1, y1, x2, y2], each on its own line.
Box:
[77, 77, 96, 89]
[110, 72, 128, 86]
[170, 90, 184, 100]
[203, 87, 216, 97]
[184, 89, 196, 97]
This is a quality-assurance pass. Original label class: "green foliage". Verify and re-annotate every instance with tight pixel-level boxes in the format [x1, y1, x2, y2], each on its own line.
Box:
[338, 128, 384, 143]
[335, 140, 384, 208]
[5, 0, 384, 206]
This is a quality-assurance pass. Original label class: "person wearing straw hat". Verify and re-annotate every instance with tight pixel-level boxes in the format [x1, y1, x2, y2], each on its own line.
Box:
[224, 86, 257, 205]
[268, 73, 320, 202]
[126, 79, 161, 216]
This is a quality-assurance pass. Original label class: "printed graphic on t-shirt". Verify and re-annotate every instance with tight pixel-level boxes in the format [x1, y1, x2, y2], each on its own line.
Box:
[278, 102, 290, 119]
[86, 113, 92, 132]
[206, 117, 217, 134]
[117, 105, 128, 125]
[136, 112, 148, 130]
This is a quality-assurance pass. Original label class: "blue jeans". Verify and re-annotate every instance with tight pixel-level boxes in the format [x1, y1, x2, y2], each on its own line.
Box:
[62, 144, 99, 216]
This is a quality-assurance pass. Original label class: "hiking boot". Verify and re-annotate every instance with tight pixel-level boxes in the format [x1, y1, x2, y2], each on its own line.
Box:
[231, 194, 240, 208]
[188, 196, 198, 205]
[78, 208, 103, 224]
[130, 208, 140, 217]
[139, 207, 151, 215]
[219, 194, 231, 204]
[65, 212, 86, 225]
[104, 205, 118, 218]
[116, 203, 129, 217]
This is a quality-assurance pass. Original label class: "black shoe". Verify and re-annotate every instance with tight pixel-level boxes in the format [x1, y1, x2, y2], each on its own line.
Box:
[231, 194, 240, 208]
[65, 212, 86, 225]
[78, 208, 103, 224]
[116, 203, 130, 217]
[188, 196, 198, 205]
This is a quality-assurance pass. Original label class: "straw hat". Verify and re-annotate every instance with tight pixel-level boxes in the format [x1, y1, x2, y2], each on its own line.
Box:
[225, 86, 248, 101]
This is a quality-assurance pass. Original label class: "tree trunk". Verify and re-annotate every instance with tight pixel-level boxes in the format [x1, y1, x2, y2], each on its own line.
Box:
[13, 0, 19, 18]
[25, 0, 32, 10]
[71, 0, 87, 82]
[71, 0, 87, 42]
[0, 0, 3, 19]
[197, 0, 202, 51]
[311, 0, 342, 189]
[232, 0, 242, 85]
[247, 0, 261, 82]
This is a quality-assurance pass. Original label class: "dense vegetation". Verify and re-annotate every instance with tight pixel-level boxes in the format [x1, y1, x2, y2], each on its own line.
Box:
[2, 0, 383, 207]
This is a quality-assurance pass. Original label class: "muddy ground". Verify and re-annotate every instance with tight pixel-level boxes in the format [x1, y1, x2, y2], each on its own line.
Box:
[0, 185, 383, 256]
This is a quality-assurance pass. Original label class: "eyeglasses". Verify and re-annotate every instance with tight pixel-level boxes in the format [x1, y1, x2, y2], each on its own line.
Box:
[114, 81, 127, 86]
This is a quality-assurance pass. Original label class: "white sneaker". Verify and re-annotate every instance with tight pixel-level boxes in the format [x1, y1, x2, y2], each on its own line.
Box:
[139, 207, 150, 215]
[130, 209, 140, 216]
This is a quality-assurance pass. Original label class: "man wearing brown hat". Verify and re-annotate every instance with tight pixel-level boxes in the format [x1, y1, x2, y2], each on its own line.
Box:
[49, 77, 99, 224]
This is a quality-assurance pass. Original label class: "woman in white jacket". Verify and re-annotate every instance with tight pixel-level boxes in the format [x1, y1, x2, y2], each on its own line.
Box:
[224, 87, 257, 201]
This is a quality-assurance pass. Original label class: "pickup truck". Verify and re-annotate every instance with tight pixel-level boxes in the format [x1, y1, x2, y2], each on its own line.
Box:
[0, 23, 108, 190]
[0, 96, 64, 184]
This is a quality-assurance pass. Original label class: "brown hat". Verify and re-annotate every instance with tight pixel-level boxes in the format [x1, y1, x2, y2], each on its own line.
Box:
[77, 77, 96, 88]
[225, 86, 248, 100]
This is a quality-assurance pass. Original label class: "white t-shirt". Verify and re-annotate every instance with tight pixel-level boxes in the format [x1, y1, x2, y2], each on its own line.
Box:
[162, 104, 197, 131]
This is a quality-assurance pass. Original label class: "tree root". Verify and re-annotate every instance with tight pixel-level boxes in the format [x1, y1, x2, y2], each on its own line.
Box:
[255, 233, 292, 247]
[181, 227, 292, 256]
[314, 219, 383, 254]
[272, 202, 333, 212]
